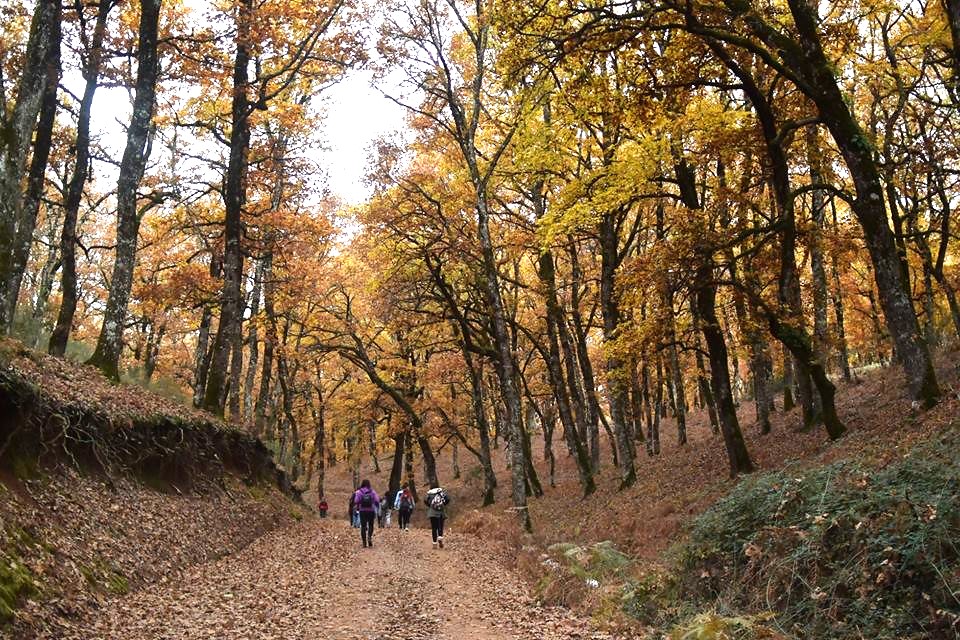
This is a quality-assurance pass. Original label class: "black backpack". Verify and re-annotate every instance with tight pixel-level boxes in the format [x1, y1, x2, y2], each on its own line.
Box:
[428, 490, 447, 511]
[360, 490, 373, 509]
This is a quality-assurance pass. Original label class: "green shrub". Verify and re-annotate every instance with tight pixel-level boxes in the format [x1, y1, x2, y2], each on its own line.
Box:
[671, 429, 960, 639]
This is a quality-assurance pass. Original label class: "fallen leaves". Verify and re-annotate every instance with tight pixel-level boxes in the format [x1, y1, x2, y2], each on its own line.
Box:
[22, 518, 620, 640]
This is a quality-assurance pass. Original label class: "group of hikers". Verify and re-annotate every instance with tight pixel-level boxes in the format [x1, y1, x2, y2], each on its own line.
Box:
[317, 480, 450, 549]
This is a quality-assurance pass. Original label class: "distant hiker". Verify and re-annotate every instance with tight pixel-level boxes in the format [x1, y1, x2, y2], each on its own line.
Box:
[318, 496, 329, 518]
[354, 479, 381, 548]
[424, 485, 450, 549]
[377, 492, 386, 528]
[380, 497, 393, 529]
[349, 490, 360, 528]
[380, 491, 393, 528]
[394, 485, 414, 530]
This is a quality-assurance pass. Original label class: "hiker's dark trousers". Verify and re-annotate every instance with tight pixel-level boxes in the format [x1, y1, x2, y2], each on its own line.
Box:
[399, 508, 412, 529]
[430, 516, 444, 542]
[360, 511, 376, 545]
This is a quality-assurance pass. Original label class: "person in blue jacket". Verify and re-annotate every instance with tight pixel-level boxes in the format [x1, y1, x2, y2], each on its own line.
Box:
[353, 479, 380, 548]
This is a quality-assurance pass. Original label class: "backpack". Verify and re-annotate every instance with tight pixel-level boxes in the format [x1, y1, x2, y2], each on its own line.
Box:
[400, 494, 413, 510]
[359, 490, 373, 509]
[429, 490, 446, 511]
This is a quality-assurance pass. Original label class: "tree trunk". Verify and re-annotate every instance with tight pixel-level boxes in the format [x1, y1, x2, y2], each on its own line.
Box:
[192, 307, 213, 407]
[696, 269, 754, 477]
[648, 356, 663, 456]
[144, 322, 164, 381]
[203, 0, 252, 414]
[459, 354, 496, 505]
[690, 299, 720, 433]
[665, 292, 688, 445]
[520, 404, 544, 498]
[567, 240, 602, 469]
[829, 254, 853, 380]
[806, 126, 832, 370]
[388, 432, 404, 498]
[0, 0, 61, 332]
[30, 218, 60, 347]
[403, 430, 417, 502]
[6, 26, 60, 328]
[784, 0, 939, 406]
[243, 257, 263, 423]
[537, 247, 595, 496]
[365, 419, 379, 473]
[87, 0, 161, 379]
[599, 214, 636, 488]
[49, 1, 113, 356]
[629, 358, 646, 444]
[254, 252, 275, 436]
[476, 189, 531, 530]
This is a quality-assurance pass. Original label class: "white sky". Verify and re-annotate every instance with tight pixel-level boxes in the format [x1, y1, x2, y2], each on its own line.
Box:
[318, 69, 409, 204]
[82, 70, 407, 207]
[76, 0, 410, 208]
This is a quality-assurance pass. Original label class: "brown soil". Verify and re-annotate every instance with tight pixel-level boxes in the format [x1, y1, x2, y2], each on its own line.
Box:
[55, 518, 617, 640]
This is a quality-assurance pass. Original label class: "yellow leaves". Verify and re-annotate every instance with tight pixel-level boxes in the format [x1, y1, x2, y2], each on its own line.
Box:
[538, 133, 666, 245]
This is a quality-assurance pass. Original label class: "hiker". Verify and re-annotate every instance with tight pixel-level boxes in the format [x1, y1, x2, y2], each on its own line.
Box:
[377, 491, 387, 528]
[380, 491, 393, 528]
[394, 484, 414, 530]
[349, 490, 360, 528]
[424, 485, 450, 549]
[353, 479, 380, 548]
[318, 495, 329, 518]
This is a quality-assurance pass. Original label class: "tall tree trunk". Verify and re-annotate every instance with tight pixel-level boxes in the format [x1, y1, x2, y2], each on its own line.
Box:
[537, 246, 595, 496]
[192, 307, 213, 407]
[599, 214, 636, 488]
[783, 0, 939, 406]
[696, 271, 754, 477]
[87, 0, 161, 379]
[7, 27, 61, 327]
[520, 404, 544, 498]
[476, 190, 530, 530]
[629, 358, 646, 444]
[369, 420, 381, 474]
[0, 0, 61, 332]
[464, 355, 497, 505]
[648, 356, 663, 456]
[203, 0, 252, 414]
[664, 288, 688, 445]
[829, 254, 853, 380]
[403, 429, 417, 502]
[690, 299, 720, 434]
[144, 322, 164, 381]
[388, 432, 404, 498]
[30, 217, 60, 347]
[243, 257, 263, 423]
[782, 349, 796, 411]
[806, 126, 832, 370]
[567, 240, 602, 469]
[254, 252, 275, 436]
[49, 0, 113, 356]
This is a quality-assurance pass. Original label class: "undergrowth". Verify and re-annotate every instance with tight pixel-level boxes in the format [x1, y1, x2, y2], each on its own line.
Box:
[533, 427, 960, 639]
[668, 427, 960, 639]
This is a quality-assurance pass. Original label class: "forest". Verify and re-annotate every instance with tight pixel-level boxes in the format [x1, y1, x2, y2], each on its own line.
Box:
[1, 0, 959, 636]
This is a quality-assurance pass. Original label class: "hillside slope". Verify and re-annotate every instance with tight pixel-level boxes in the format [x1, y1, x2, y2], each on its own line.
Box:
[0, 341, 304, 638]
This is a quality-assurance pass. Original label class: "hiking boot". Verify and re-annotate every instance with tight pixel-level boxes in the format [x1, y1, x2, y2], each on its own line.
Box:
[432, 541, 438, 549]
[438, 536, 444, 549]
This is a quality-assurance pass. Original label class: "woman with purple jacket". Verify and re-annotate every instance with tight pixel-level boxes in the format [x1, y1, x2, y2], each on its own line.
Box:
[353, 479, 380, 548]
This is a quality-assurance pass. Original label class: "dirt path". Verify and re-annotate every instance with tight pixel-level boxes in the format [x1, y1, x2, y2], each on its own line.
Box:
[62, 519, 613, 640]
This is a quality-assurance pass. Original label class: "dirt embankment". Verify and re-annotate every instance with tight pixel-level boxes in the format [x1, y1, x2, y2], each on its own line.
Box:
[0, 340, 305, 638]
